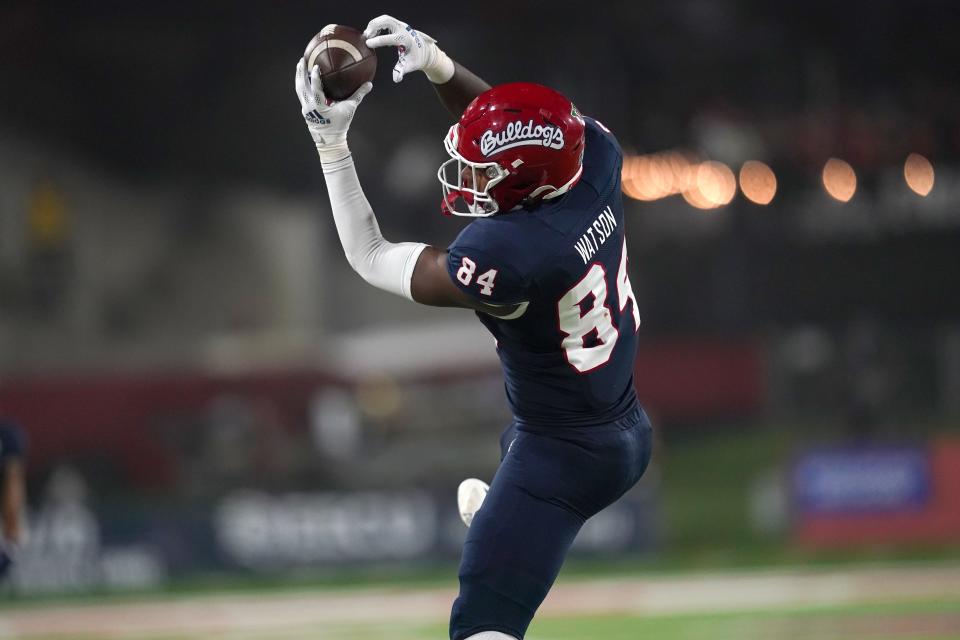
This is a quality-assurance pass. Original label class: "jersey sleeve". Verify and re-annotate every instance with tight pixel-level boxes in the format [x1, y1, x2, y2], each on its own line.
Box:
[447, 229, 530, 306]
[0, 422, 26, 462]
[584, 117, 622, 162]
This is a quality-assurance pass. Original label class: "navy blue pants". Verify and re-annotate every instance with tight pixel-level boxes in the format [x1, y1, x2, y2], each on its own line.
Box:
[449, 405, 653, 640]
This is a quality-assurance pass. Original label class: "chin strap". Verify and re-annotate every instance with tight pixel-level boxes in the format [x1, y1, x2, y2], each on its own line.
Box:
[321, 150, 427, 300]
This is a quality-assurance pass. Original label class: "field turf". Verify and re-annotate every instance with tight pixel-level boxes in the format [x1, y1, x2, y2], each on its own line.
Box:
[3, 565, 958, 639]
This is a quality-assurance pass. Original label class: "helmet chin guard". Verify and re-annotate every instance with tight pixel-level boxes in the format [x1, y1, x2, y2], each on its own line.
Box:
[438, 125, 510, 217]
[436, 82, 586, 217]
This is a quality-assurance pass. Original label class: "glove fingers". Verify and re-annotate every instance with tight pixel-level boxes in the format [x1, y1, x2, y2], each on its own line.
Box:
[348, 82, 373, 106]
[363, 14, 399, 39]
[296, 59, 312, 106]
[310, 66, 330, 105]
[364, 34, 398, 49]
[392, 60, 406, 83]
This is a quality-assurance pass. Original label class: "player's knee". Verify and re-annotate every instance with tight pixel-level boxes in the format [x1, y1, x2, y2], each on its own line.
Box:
[463, 632, 518, 640]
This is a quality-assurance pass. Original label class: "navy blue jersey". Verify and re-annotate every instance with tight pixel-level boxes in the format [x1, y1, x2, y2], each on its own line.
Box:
[447, 118, 641, 427]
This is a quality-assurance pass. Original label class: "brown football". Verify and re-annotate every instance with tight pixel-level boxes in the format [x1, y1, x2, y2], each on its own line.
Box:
[303, 24, 377, 102]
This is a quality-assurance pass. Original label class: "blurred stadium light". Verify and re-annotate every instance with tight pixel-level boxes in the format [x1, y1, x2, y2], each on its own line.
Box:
[738, 160, 777, 205]
[822, 157, 858, 202]
[904, 152, 935, 196]
[695, 160, 737, 207]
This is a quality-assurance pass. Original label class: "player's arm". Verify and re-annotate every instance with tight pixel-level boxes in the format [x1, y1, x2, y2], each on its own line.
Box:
[0, 423, 26, 576]
[294, 60, 519, 318]
[2, 459, 25, 545]
[432, 63, 491, 119]
[363, 16, 491, 119]
[0, 458, 24, 576]
[409, 246, 525, 319]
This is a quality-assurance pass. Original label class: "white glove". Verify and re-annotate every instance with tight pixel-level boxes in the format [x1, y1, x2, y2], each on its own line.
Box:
[363, 15, 455, 84]
[295, 58, 372, 164]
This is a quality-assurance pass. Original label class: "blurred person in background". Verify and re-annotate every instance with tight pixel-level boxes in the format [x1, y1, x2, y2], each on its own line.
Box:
[296, 14, 652, 640]
[843, 316, 891, 439]
[0, 420, 27, 578]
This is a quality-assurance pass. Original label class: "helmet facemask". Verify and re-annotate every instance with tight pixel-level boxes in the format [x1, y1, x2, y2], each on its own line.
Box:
[438, 124, 510, 217]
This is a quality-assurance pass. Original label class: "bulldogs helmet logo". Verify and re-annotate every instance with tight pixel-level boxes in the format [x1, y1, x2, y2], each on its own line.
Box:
[479, 120, 565, 157]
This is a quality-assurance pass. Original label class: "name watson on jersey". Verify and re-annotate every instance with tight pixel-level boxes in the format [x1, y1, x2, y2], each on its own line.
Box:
[574, 206, 617, 264]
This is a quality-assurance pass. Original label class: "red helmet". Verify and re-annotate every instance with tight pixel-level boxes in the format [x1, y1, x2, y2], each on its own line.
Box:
[438, 82, 586, 217]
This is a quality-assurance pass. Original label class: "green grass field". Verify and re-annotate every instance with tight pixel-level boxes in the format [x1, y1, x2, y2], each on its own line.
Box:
[4, 565, 958, 640]
[17, 600, 960, 640]
[320, 605, 960, 640]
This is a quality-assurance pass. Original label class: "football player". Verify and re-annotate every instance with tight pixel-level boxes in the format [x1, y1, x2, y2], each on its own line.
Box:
[0, 420, 26, 578]
[295, 15, 653, 640]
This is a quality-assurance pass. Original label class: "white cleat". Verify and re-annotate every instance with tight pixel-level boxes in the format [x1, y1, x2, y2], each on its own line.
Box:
[458, 478, 489, 527]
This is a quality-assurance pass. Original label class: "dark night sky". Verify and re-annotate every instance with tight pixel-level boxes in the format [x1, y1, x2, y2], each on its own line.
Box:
[1, 1, 958, 190]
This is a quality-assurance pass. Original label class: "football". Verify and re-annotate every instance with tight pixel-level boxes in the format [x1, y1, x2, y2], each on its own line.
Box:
[303, 24, 377, 102]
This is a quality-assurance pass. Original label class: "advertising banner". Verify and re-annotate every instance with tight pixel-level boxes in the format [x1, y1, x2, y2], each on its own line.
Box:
[6, 487, 658, 594]
[792, 439, 960, 547]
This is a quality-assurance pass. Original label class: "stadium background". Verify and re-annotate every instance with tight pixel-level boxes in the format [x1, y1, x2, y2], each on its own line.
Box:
[0, 1, 958, 638]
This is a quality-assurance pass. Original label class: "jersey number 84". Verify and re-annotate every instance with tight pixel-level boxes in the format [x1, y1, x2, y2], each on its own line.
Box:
[457, 239, 640, 374]
[559, 239, 640, 373]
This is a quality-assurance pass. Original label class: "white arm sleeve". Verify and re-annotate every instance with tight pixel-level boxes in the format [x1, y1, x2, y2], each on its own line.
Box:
[320, 149, 428, 301]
